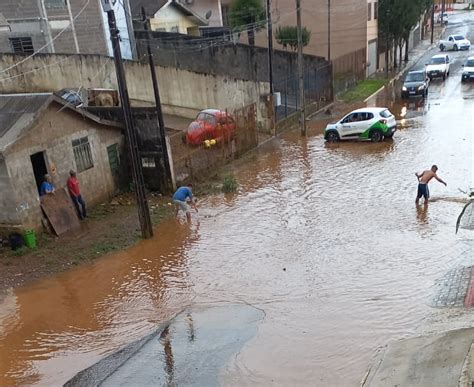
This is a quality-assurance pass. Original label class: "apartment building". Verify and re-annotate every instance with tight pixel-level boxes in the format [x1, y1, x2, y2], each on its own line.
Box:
[0, 0, 135, 58]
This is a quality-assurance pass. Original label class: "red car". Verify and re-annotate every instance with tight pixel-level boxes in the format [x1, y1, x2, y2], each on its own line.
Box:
[185, 109, 236, 146]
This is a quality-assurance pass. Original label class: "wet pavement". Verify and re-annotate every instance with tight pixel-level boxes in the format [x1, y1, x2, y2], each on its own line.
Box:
[1, 11, 474, 387]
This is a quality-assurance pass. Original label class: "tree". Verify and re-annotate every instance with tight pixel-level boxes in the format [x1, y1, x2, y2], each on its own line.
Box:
[379, 0, 432, 70]
[230, 0, 266, 46]
[275, 26, 311, 52]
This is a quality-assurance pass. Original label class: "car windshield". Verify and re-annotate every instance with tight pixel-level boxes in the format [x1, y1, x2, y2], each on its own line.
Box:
[466, 60, 474, 67]
[454, 35, 465, 41]
[380, 109, 392, 118]
[429, 57, 445, 65]
[406, 72, 424, 82]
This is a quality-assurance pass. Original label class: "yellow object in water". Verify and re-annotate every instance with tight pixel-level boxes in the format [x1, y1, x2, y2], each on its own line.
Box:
[210, 139, 217, 146]
[204, 140, 211, 148]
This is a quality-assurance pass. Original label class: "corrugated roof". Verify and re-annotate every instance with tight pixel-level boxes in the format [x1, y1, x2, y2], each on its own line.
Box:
[0, 93, 52, 152]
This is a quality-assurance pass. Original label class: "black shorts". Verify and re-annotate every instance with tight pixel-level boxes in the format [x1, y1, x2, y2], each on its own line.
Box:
[417, 183, 429, 200]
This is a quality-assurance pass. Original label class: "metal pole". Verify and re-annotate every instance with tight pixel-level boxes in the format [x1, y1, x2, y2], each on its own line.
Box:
[327, 0, 331, 61]
[296, 0, 306, 135]
[266, 0, 274, 94]
[441, 0, 445, 24]
[141, 7, 172, 191]
[106, 8, 153, 239]
[431, 1, 435, 44]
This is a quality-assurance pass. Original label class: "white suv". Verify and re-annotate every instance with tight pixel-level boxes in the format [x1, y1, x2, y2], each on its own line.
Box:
[426, 54, 450, 80]
[324, 107, 397, 142]
[461, 56, 474, 82]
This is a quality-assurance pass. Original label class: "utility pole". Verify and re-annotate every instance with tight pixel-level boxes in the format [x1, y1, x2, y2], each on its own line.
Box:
[441, 0, 445, 24]
[327, 0, 331, 61]
[266, 0, 274, 94]
[431, 0, 435, 44]
[296, 0, 306, 135]
[101, 0, 153, 239]
[141, 7, 172, 191]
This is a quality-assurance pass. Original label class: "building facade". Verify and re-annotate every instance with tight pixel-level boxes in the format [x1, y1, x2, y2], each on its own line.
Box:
[367, 0, 378, 76]
[0, 93, 125, 231]
[0, 0, 135, 59]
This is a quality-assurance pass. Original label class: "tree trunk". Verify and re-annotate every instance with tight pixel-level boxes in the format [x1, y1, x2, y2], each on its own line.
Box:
[393, 42, 397, 68]
[248, 28, 255, 46]
[404, 37, 409, 62]
[399, 42, 403, 67]
[385, 38, 389, 77]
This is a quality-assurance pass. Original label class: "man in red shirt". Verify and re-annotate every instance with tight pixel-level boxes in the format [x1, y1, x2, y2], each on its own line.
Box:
[67, 170, 86, 220]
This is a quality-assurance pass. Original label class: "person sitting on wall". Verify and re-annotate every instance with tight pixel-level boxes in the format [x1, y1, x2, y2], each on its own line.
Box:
[40, 174, 55, 197]
[67, 170, 87, 220]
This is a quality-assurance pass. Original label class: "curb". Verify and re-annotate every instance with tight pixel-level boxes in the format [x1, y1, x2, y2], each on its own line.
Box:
[363, 85, 386, 102]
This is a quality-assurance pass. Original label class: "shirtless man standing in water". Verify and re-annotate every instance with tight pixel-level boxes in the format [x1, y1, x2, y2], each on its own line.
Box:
[415, 165, 447, 205]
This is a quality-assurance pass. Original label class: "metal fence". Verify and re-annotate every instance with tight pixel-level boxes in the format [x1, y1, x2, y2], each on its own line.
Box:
[274, 62, 333, 121]
[168, 104, 258, 184]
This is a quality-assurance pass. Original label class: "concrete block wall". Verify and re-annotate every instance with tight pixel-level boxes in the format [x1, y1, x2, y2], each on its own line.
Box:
[0, 53, 272, 130]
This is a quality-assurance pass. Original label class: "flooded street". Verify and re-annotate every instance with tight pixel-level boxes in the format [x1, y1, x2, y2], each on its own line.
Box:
[2, 13, 474, 387]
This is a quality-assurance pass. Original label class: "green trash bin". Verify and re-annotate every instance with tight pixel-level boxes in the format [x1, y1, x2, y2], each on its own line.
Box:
[24, 230, 37, 249]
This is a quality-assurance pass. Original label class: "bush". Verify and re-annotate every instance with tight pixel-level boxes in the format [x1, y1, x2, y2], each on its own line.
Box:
[222, 174, 238, 193]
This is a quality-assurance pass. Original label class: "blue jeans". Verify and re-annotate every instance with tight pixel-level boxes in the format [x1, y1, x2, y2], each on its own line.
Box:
[71, 194, 86, 219]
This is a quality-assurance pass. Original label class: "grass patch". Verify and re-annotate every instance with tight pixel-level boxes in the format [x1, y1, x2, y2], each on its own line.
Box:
[340, 79, 388, 102]
[222, 174, 239, 193]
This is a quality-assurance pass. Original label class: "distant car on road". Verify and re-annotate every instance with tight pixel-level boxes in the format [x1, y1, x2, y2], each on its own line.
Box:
[324, 107, 397, 143]
[437, 12, 449, 25]
[461, 56, 474, 82]
[439, 34, 471, 51]
[402, 70, 430, 99]
[184, 109, 236, 146]
[425, 54, 450, 81]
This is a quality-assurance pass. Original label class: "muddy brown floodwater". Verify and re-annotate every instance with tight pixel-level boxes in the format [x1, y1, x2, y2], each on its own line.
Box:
[2, 36, 474, 385]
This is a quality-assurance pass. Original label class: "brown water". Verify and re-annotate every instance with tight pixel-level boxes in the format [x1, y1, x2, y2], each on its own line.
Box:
[2, 54, 474, 386]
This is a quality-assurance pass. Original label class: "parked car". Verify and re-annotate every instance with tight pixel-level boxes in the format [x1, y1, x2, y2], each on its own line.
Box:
[439, 34, 471, 51]
[184, 109, 236, 146]
[425, 54, 450, 80]
[461, 56, 474, 82]
[401, 70, 429, 99]
[324, 107, 397, 143]
[437, 12, 449, 25]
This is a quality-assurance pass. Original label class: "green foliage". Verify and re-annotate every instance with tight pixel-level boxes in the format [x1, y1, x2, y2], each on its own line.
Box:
[275, 25, 311, 51]
[222, 174, 239, 193]
[230, 0, 266, 45]
[340, 79, 388, 103]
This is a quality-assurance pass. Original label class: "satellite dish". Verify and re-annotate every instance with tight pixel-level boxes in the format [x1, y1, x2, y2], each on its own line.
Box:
[205, 10, 212, 20]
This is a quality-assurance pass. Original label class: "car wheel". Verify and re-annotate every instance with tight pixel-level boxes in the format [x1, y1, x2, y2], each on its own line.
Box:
[454, 44, 459, 51]
[326, 131, 340, 143]
[440, 44, 445, 51]
[370, 130, 383, 142]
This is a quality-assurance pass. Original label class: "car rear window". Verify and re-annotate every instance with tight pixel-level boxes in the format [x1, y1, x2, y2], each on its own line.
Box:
[380, 109, 391, 118]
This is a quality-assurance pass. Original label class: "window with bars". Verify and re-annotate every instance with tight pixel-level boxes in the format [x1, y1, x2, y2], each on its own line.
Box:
[9, 37, 34, 54]
[374, 2, 378, 20]
[368, 3, 372, 21]
[221, 4, 230, 27]
[45, 0, 66, 8]
[72, 137, 94, 172]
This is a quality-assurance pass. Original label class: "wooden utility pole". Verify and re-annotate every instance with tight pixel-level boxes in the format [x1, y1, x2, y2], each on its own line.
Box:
[266, 0, 274, 94]
[296, 0, 306, 135]
[101, 0, 153, 239]
[141, 7, 172, 191]
[431, 1, 435, 44]
[327, 0, 331, 61]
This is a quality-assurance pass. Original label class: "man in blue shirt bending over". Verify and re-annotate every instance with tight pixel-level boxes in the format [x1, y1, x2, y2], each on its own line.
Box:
[173, 183, 198, 222]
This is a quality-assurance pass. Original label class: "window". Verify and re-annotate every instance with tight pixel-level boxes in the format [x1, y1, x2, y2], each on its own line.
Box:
[9, 37, 34, 54]
[221, 4, 230, 27]
[368, 3, 372, 21]
[170, 26, 179, 33]
[374, 2, 378, 19]
[72, 137, 93, 172]
[45, 0, 66, 8]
